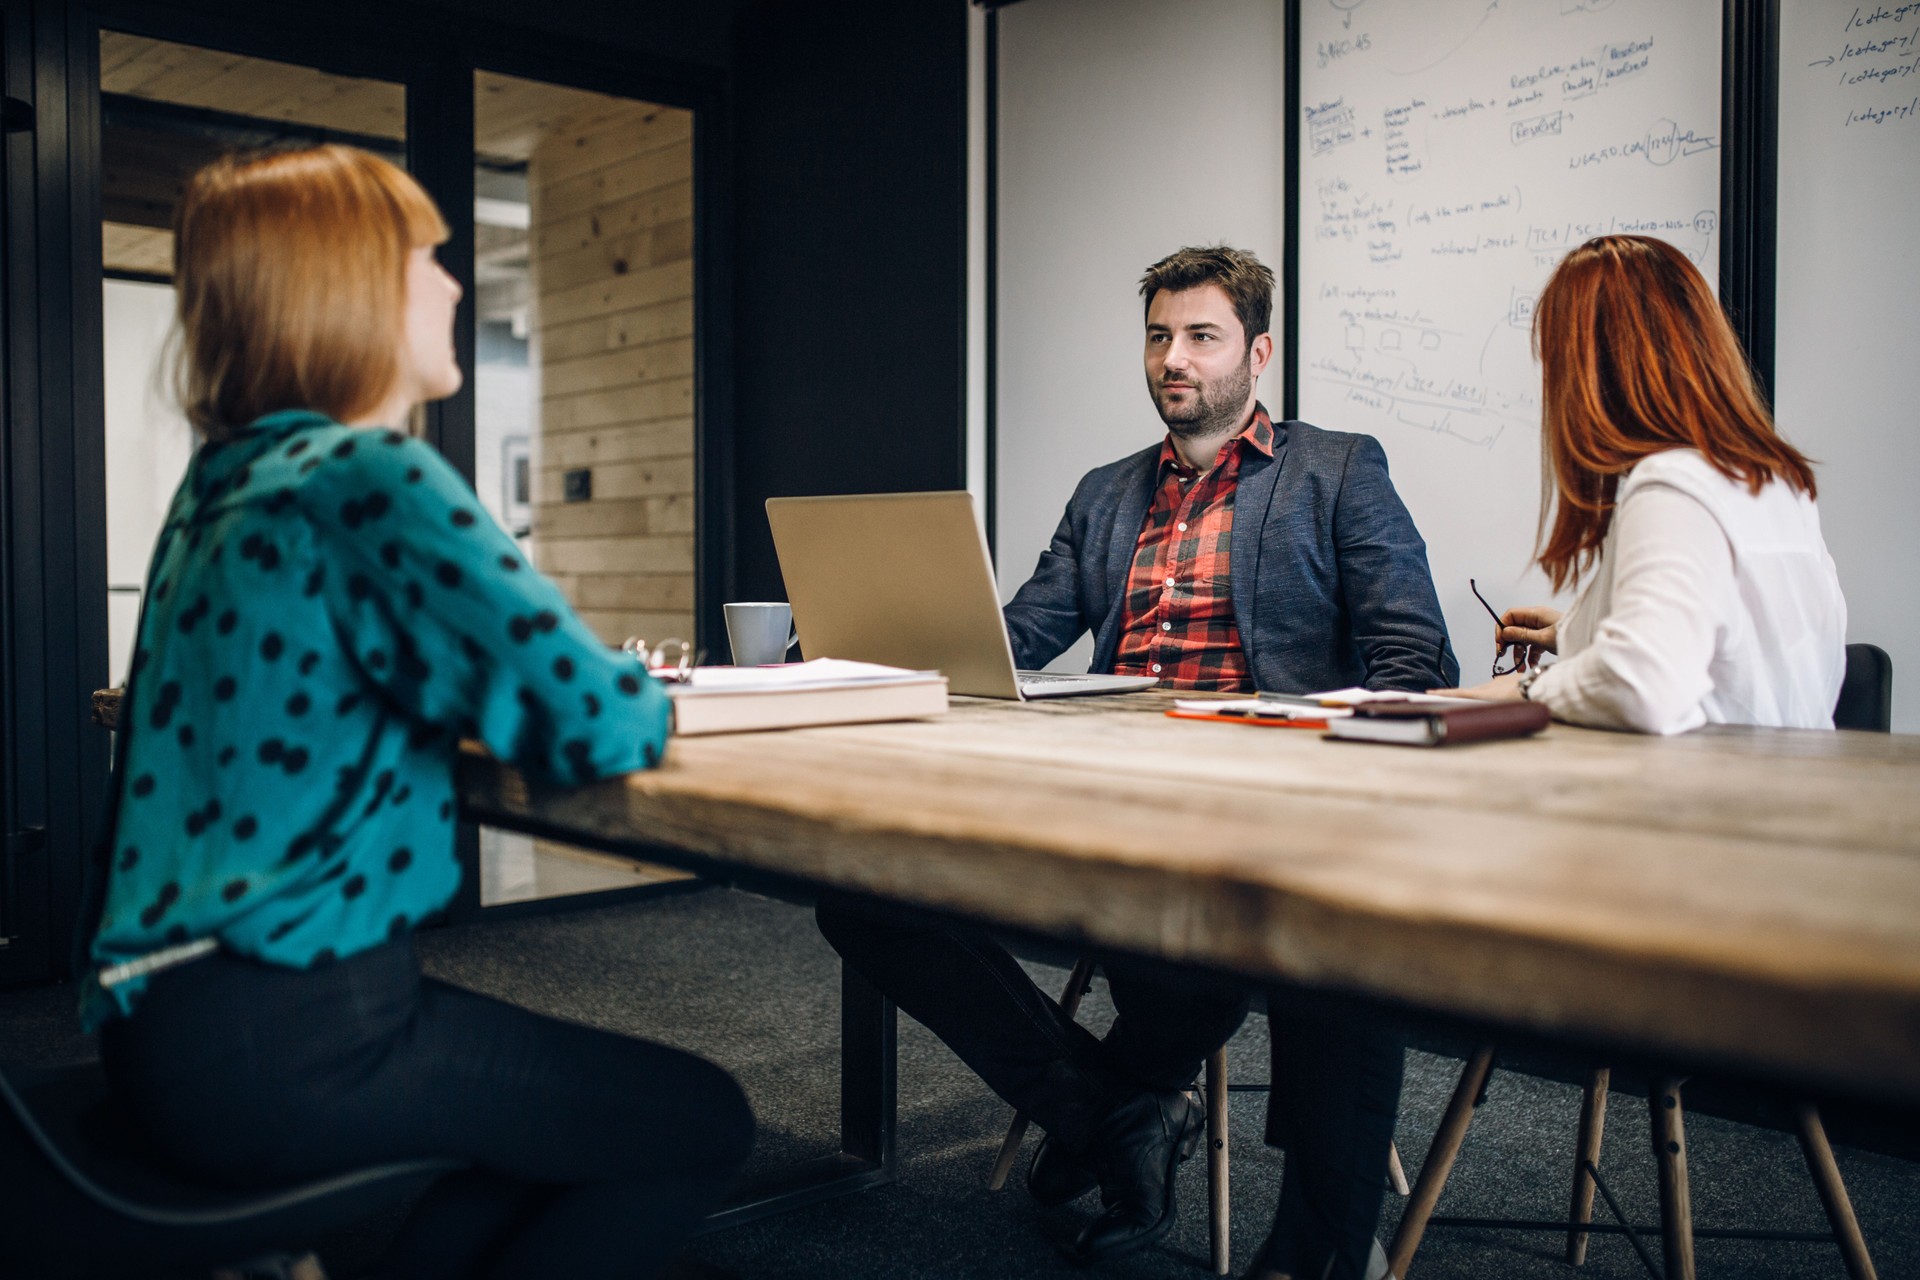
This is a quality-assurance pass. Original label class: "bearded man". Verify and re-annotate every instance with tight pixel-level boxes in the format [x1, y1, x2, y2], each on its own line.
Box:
[816, 246, 1453, 1273]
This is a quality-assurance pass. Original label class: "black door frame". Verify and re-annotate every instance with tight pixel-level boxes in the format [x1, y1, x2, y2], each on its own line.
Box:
[0, 0, 734, 980]
[0, 0, 52, 987]
[0, 0, 109, 988]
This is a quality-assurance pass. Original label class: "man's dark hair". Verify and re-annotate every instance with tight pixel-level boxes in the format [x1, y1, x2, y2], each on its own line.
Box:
[1138, 245, 1275, 349]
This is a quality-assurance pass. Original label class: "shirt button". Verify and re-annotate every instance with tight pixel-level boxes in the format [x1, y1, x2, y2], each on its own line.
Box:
[1161, 621, 1173, 632]
[1177, 522, 1188, 532]
[1151, 663, 1162, 673]
[1165, 576, 1175, 587]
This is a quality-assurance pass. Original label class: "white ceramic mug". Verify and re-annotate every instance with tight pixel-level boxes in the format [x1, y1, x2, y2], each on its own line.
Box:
[724, 602, 799, 666]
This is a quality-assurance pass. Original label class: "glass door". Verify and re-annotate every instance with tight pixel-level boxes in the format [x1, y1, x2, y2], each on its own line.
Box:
[469, 70, 698, 906]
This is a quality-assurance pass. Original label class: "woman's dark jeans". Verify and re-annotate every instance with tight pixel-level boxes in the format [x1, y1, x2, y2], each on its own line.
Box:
[102, 937, 753, 1280]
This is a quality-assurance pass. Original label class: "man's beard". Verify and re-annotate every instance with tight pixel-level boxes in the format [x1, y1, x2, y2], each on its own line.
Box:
[1150, 356, 1254, 440]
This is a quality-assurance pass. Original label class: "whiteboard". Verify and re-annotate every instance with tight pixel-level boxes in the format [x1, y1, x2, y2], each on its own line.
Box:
[1297, 0, 1722, 676]
[1774, 1, 1920, 733]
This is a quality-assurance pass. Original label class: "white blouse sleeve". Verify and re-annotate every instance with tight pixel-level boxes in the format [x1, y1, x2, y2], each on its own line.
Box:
[1528, 484, 1734, 734]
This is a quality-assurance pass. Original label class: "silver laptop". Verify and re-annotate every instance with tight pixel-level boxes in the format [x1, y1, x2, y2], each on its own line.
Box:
[765, 492, 1158, 701]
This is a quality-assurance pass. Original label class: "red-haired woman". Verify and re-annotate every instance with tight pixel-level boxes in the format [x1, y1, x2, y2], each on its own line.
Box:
[80, 146, 751, 1278]
[1441, 235, 1846, 733]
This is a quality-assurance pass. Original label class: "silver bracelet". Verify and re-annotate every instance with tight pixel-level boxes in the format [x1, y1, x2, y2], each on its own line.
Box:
[1517, 668, 1543, 701]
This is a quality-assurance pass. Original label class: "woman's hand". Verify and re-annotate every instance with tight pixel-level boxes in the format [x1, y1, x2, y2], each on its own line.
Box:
[1429, 671, 1527, 702]
[1497, 605, 1562, 671]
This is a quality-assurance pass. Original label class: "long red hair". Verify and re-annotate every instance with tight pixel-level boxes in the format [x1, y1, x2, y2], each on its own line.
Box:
[1532, 235, 1815, 592]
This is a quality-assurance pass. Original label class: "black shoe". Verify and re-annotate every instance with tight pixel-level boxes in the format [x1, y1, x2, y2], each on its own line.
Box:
[1070, 1088, 1204, 1266]
[1028, 1132, 1100, 1207]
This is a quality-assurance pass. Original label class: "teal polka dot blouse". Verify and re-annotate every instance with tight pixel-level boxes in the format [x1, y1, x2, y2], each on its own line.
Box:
[84, 410, 671, 1027]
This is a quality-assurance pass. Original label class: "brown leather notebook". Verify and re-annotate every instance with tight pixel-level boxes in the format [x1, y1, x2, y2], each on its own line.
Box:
[1323, 700, 1550, 747]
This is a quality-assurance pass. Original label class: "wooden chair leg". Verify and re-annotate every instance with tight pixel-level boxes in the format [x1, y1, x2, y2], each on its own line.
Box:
[1206, 1046, 1231, 1276]
[1650, 1077, 1695, 1280]
[987, 957, 1097, 1190]
[1386, 1140, 1410, 1197]
[1566, 1066, 1611, 1266]
[1795, 1103, 1880, 1280]
[1387, 1045, 1494, 1279]
[985, 1109, 1034, 1192]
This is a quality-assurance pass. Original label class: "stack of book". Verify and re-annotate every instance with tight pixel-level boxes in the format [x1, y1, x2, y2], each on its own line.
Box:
[659, 658, 949, 736]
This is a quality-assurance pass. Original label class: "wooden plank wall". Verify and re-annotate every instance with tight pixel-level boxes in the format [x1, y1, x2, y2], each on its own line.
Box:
[528, 99, 696, 648]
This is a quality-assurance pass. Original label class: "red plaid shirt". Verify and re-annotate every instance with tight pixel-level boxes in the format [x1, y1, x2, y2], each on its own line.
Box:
[1112, 406, 1277, 691]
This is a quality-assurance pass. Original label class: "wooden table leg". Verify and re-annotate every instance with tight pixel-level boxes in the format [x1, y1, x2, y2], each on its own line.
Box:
[1650, 1077, 1694, 1280]
[1388, 1045, 1494, 1279]
[841, 961, 897, 1172]
[1207, 1046, 1230, 1276]
[701, 958, 898, 1231]
[1795, 1103, 1880, 1280]
[1567, 1066, 1611, 1266]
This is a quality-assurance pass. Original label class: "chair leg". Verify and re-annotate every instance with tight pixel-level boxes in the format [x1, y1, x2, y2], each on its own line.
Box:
[1566, 1066, 1611, 1266]
[1650, 1077, 1695, 1280]
[1386, 1140, 1410, 1197]
[1795, 1103, 1880, 1280]
[987, 957, 1098, 1191]
[1206, 1045, 1231, 1275]
[986, 1109, 1033, 1192]
[1387, 1045, 1494, 1280]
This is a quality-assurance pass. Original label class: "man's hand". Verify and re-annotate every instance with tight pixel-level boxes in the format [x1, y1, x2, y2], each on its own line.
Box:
[1429, 671, 1527, 702]
[1496, 605, 1562, 671]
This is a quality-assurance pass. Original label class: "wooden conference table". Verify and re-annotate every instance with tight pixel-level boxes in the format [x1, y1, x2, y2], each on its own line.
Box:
[452, 689, 1920, 1226]
[91, 686, 1920, 1229]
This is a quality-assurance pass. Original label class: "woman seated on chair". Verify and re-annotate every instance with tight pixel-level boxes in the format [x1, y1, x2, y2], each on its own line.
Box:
[81, 144, 752, 1279]
[1439, 234, 1847, 731]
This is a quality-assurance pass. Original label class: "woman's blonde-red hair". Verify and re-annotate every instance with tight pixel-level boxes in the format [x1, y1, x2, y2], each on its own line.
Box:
[1532, 234, 1816, 592]
[171, 144, 448, 440]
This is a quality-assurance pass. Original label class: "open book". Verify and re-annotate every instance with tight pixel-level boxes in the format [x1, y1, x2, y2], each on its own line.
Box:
[659, 659, 949, 736]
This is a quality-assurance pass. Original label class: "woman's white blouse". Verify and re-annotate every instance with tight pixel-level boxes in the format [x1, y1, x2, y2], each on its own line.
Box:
[1529, 449, 1847, 734]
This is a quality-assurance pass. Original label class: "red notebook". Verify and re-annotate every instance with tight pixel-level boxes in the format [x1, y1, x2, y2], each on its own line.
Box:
[1323, 700, 1549, 747]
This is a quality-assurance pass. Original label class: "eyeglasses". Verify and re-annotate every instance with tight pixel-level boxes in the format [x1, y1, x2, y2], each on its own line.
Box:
[1469, 579, 1521, 678]
[622, 636, 704, 685]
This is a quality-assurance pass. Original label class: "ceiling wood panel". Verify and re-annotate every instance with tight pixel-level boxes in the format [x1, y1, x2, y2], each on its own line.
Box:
[98, 35, 671, 161]
[100, 32, 406, 141]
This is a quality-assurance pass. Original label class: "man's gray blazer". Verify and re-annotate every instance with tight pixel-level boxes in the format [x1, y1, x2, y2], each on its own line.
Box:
[1002, 418, 1459, 693]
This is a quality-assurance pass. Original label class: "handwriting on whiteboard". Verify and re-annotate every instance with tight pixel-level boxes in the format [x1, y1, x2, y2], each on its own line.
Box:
[1300, 0, 1721, 458]
[1802, 3, 1920, 127]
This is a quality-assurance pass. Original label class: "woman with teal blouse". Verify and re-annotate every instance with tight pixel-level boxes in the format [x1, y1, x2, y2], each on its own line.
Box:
[83, 145, 751, 1279]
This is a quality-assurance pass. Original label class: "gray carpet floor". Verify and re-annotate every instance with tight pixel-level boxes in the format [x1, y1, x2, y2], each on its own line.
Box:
[4, 886, 1916, 1279]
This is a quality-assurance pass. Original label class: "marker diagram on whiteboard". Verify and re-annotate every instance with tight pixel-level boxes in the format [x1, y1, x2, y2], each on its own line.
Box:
[1297, 0, 1722, 650]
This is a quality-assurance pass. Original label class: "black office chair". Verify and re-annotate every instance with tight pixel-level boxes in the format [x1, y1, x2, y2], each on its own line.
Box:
[1, 1058, 463, 1279]
[1835, 642, 1893, 733]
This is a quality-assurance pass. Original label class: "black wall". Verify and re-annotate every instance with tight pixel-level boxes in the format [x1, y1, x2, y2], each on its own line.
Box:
[417, 0, 735, 70]
[730, 0, 969, 603]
